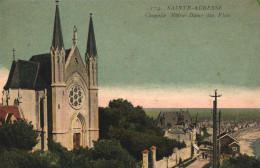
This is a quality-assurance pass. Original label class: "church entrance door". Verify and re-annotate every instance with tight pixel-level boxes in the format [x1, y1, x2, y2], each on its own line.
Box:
[73, 133, 81, 149]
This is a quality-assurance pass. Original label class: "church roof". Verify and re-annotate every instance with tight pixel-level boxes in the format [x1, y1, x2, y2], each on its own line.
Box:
[52, 4, 64, 50]
[86, 14, 97, 57]
[4, 49, 71, 90]
[4, 60, 39, 90]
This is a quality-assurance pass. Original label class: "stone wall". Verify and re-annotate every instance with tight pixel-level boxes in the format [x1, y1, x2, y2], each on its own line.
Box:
[143, 146, 192, 168]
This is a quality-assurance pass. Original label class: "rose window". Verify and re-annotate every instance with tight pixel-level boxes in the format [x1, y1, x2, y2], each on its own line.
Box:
[69, 85, 84, 109]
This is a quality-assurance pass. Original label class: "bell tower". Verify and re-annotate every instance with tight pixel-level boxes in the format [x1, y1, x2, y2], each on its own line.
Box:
[50, 0, 66, 143]
[85, 13, 99, 147]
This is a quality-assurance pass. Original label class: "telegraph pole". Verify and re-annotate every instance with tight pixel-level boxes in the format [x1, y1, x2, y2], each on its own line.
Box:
[210, 90, 222, 168]
[218, 110, 221, 166]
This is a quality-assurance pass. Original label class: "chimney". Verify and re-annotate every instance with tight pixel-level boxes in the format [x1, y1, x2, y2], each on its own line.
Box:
[142, 150, 149, 168]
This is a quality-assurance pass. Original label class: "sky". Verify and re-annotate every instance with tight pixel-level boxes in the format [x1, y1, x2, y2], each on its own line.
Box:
[0, 0, 260, 108]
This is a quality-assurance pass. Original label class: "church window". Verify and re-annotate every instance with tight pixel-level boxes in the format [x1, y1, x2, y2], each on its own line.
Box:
[68, 85, 85, 109]
[74, 58, 78, 64]
[58, 104, 60, 109]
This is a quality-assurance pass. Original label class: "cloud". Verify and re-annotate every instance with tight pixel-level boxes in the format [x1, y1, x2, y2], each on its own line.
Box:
[99, 85, 260, 108]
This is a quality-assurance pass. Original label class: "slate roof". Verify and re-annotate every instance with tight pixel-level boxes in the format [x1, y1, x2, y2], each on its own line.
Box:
[52, 4, 64, 50]
[4, 60, 39, 90]
[86, 14, 97, 57]
[4, 49, 71, 90]
[0, 106, 20, 122]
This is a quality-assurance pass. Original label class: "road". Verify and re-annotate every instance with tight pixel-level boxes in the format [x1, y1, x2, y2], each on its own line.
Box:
[186, 158, 209, 168]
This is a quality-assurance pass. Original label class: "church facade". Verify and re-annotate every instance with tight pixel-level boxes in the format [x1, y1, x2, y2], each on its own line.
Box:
[1, 3, 99, 150]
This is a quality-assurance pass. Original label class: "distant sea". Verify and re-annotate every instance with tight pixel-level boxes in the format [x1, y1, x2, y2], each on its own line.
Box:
[252, 138, 260, 158]
[144, 108, 260, 113]
[144, 108, 260, 121]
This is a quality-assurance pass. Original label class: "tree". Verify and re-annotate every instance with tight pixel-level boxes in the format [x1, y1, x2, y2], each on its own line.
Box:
[220, 154, 260, 168]
[0, 119, 38, 150]
[99, 98, 186, 161]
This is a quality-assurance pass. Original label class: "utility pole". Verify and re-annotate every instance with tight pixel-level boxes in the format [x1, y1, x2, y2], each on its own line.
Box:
[218, 110, 221, 166]
[210, 90, 222, 168]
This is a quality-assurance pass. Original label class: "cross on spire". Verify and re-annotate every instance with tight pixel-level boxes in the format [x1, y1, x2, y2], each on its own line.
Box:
[55, 0, 59, 5]
[12, 48, 15, 60]
[73, 26, 77, 46]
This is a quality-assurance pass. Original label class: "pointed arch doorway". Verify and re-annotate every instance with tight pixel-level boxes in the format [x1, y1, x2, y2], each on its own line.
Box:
[72, 114, 86, 149]
[73, 133, 81, 149]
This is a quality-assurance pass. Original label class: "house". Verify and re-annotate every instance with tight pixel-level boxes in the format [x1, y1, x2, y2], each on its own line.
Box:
[218, 132, 240, 157]
[156, 110, 192, 129]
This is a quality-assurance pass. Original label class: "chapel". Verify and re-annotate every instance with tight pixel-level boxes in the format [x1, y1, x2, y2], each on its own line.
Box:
[1, 1, 99, 150]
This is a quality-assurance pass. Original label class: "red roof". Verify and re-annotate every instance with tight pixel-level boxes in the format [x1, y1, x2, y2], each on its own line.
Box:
[150, 146, 156, 150]
[142, 150, 149, 154]
[0, 106, 20, 122]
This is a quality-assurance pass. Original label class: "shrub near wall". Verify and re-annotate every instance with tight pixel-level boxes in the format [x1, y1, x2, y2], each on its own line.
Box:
[0, 120, 39, 150]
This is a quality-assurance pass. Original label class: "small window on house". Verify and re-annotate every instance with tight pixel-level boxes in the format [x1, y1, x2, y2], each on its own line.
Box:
[58, 104, 60, 109]
[232, 147, 237, 151]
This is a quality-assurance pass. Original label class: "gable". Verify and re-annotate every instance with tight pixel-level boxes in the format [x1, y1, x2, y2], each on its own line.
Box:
[220, 135, 236, 146]
[65, 46, 88, 86]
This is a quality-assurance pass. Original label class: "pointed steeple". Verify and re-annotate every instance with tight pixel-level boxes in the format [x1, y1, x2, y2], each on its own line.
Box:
[86, 13, 97, 57]
[52, 1, 64, 50]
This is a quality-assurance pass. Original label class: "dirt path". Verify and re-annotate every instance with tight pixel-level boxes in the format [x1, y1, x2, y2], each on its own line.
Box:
[186, 158, 209, 168]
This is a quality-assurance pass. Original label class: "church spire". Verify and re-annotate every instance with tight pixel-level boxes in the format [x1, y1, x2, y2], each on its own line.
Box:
[86, 13, 97, 57]
[52, 0, 64, 50]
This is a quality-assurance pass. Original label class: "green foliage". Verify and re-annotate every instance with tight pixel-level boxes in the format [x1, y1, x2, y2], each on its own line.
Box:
[197, 132, 211, 146]
[0, 149, 60, 168]
[92, 139, 137, 168]
[0, 119, 39, 150]
[220, 154, 260, 168]
[99, 98, 186, 161]
[47, 138, 137, 168]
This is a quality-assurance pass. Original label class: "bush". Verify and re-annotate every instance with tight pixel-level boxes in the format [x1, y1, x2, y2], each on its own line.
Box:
[0, 149, 60, 168]
[0, 119, 38, 150]
[220, 154, 260, 168]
